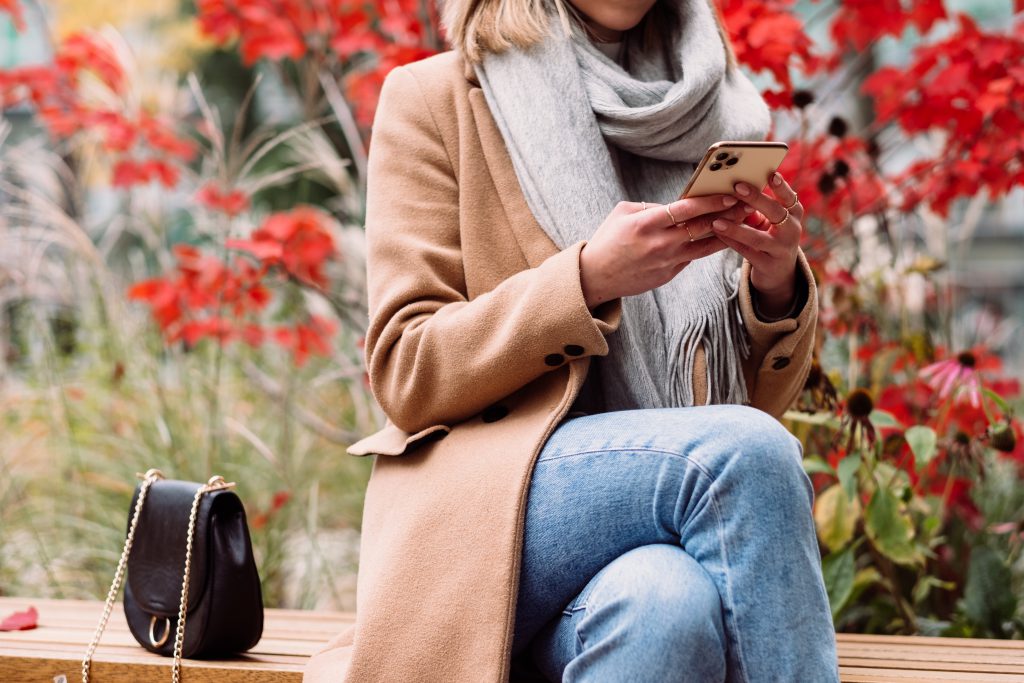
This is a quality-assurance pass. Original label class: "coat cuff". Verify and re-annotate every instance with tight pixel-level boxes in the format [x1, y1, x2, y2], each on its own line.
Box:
[540, 240, 622, 360]
[738, 249, 815, 350]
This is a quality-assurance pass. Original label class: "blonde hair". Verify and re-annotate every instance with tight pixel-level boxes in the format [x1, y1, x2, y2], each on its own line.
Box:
[442, 0, 738, 69]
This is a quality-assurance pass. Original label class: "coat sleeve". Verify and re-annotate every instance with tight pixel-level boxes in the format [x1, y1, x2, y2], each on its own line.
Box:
[737, 249, 818, 419]
[363, 66, 623, 434]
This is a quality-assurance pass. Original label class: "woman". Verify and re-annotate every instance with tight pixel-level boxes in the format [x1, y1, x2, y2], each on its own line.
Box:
[306, 0, 840, 681]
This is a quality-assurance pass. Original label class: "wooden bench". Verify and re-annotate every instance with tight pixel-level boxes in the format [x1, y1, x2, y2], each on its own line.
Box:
[2, 597, 1023, 682]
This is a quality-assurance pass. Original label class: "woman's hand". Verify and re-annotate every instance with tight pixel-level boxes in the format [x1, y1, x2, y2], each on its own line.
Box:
[709, 172, 804, 319]
[579, 195, 751, 308]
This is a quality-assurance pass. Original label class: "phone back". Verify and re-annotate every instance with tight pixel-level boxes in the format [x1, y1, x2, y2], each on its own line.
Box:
[681, 142, 788, 198]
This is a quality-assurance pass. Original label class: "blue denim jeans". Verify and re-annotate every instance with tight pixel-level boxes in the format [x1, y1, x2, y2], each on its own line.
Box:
[510, 405, 840, 682]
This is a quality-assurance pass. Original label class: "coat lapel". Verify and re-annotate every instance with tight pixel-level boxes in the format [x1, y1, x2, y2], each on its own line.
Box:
[464, 61, 560, 269]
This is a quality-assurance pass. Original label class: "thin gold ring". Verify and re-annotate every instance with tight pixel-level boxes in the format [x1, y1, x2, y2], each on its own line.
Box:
[664, 204, 681, 225]
[771, 207, 792, 227]
[682, 223, 696, 241]
[641, 201, 648, 211]
[783, 194, 799, 211]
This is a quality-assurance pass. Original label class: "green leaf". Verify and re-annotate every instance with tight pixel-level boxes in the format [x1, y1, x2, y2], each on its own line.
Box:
[962, 545, 1016, 636]
[803, 458, 836, 476]
[912, 575, 955, 605]
[814, 483, 860, 552]
[837, 454, 860, 502]
[865, 487, 920, 566]
[822, 545, 856, 620]
[905, 425, 938, 471]
[869, 409, 903, 429]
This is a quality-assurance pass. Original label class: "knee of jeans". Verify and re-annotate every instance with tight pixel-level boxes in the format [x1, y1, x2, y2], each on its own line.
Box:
[582, 545, 723, 641]
[716, 408, 812, 506]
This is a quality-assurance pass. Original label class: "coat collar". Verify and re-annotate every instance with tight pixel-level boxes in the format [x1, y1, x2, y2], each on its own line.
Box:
[462, 55, 480, 86]
[461, 53, 559, 268]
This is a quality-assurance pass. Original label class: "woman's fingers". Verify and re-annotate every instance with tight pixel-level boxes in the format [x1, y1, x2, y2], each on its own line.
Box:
[669, 233, 730, 269]
[637, 194, 739, 231]
[768, 171, 804, 220]
[710, 216, 785, 254]
[733, 181, 789, 223]
[714, 233, 772, 269]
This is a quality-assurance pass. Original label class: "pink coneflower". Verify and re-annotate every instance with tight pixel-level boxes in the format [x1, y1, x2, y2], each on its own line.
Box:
[920, 351, 983, 407]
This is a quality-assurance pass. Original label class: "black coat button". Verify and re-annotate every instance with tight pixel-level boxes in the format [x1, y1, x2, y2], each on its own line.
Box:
[564, 344, 585, 356]
[772, 356, 791, 370]
[544, 353, 565, 366]
[481, 404, 509, 423]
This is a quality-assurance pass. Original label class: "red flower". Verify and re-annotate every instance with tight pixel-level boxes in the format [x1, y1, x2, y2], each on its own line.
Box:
[0, 0, 25, 31]
[716, 0, 822, 104]
[197, 182, 251, 216]
[55, 33, 125, 94]
[227, 206, 336, 288]
[829, 0, 946, 57]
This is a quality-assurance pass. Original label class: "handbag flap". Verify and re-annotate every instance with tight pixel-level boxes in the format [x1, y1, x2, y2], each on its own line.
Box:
[125, 478, 223, 618]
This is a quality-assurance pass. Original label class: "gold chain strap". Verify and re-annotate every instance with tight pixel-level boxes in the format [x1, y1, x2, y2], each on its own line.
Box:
[82, 471, 235, 683]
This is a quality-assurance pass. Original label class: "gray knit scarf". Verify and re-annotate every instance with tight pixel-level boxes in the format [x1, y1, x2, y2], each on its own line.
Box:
[474, 0, 772, 410]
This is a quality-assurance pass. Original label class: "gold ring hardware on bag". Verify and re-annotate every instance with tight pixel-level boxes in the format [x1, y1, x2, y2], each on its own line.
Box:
[149, 615, 171, 648]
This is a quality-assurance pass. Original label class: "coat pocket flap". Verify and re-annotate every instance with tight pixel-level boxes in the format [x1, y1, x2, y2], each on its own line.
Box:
[347, 422, 451, 457]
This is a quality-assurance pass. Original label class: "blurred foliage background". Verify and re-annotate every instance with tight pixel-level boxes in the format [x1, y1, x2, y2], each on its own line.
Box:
[0, 0, 1022, 637]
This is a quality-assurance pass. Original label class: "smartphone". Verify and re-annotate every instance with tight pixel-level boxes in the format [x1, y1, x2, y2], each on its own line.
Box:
[679, 140, 789, 239]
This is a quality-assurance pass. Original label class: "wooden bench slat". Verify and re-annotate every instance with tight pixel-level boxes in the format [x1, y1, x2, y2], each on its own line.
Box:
[4, 597, 1024, 682]
[839, 656, 1024, 674]
[839, 666, 1024, 682]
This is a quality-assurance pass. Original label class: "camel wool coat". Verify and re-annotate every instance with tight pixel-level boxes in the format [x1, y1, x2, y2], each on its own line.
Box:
[304, 49, 818, 683]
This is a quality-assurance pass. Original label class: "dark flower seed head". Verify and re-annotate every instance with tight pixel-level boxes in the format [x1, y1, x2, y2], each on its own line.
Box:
[828, 116, 849, 137]
[833, 159, 850, 178]
[818, 172, 836, 195]
[846, 388, 874, 419]
[954, 430, 971, 446]
[990, 424, 1017, 453]
[866, 138, 881, 159]
[957, 351, 976, 368]
[792, 89, 814, 109]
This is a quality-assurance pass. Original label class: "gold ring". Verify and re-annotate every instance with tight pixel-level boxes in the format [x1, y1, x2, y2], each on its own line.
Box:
[771, 207, 791, 227]
[149, 615, 171, 648]
[665, 204, 681, 225]
[641, 201, 648, 211]
[683, 223, 696, 241]
[784, 194, 799, 211]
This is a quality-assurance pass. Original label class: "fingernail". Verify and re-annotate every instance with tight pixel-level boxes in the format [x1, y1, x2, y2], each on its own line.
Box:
[712, 219, 728, 231]
[772, 172, 783, 186]
[743, 204, 755, 213]
[723, 196, 737, 207]
[734, 183, 750, 196]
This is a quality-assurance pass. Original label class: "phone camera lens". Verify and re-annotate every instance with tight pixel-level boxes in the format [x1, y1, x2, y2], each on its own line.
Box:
[715, 152, 729, 161]
[725, 157, 739, 166]
[710, 162, 723, 171]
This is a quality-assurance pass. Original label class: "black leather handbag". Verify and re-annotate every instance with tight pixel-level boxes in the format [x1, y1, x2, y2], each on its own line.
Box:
[82, 469, 264, 681]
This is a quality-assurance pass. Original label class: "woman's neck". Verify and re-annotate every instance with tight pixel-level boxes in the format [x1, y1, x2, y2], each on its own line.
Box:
[569, 6, 623, 43]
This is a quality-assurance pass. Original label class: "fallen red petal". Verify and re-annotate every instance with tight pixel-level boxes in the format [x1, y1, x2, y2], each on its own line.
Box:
[0, 606, 38, 631]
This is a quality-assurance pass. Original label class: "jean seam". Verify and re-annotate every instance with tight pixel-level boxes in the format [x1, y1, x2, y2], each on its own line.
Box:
[706, 482, 751, 683]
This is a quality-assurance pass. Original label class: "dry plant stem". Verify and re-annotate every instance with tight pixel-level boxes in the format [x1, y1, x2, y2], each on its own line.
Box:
[242, 360, 361, 444]
[865, 537, 919, 634]
[318, 70, 368, 191]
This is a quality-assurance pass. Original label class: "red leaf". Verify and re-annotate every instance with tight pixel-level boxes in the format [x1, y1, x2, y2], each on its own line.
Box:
[0, 606, 38, 631]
